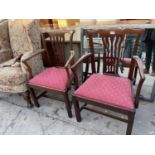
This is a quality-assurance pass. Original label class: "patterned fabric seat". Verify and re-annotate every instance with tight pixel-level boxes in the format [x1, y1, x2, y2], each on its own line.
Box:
[75, 74, 134, 110]
[29, 67, 73, 91]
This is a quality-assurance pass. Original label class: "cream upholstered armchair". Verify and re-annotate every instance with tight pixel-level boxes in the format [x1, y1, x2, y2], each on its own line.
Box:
[0, 19, 44, 107]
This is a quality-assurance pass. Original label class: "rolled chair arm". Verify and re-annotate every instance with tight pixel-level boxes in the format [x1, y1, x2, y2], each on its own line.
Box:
[21, 49, 45, 78]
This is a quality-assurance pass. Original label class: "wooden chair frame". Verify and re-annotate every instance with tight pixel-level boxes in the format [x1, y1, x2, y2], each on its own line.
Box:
[21, 49, 46, 107]
[72, 55, 145, 134]
[25, 30, 75, 118]
[71, 29, 145, 134]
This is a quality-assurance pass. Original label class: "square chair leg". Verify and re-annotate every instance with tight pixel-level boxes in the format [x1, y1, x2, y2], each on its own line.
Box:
[64, 92, 72, 118]
[126, 112, 135, 135]
[21, 91, 33, 108]
[72, 96, 81, 122]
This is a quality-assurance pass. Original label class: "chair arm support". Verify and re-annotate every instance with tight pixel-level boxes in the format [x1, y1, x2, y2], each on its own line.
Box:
[65, 50, 75, 67]
[133, 56, 145, 80]
[128, 56, 145, 107]
[128, 56, 145, 80]
[71, 53, 92, 89]
[71, 53, 92, 70]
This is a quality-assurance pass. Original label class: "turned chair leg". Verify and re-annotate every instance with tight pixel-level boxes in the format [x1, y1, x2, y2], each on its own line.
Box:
[126, 112, 135, 135]
[28, 87, 40, 107]
[21, 91, 33, 108]
[73, 96, 81, 122]
[64, 92, 72, 118]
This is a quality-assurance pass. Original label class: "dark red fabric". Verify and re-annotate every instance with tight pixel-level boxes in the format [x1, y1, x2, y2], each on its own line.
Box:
[75, 74, 134, 109]
[29, 67, 73, 91]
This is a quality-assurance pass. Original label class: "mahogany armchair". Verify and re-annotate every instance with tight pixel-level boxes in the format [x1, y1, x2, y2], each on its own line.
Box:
[72, 29, 145, 134]
[27, 30, 75, 118]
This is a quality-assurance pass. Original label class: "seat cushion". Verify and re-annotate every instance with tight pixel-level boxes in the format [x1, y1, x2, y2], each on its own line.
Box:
[75, 74, 134, 110]
[0, 66, 26, 86]
[121, 58, 131, 66]
[29, 67, 73, 91]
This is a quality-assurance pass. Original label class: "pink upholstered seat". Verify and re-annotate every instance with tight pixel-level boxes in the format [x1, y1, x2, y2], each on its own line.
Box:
[121, 58, 131, 66]
[29, 67, 73, 91]
[75, 74, 134, 110]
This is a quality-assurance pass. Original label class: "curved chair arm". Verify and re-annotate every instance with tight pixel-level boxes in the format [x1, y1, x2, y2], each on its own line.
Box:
[64, 50, 75, 79]
[128, 56, 145, 81]
[21, 49, 45, 78]
[71, 53, 92, 70]
[128, 56, 145, 108]
[71, 53, 92, 88]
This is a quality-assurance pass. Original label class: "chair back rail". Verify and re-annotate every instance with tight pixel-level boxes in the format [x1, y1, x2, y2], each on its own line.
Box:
[87, 29, 126, 74]
[41, 30, 75, 66]
[41, 32, 51, 66]
[49, 32, 65, 66]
